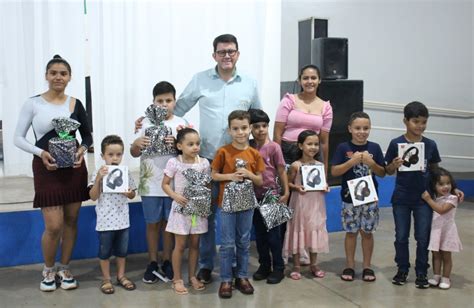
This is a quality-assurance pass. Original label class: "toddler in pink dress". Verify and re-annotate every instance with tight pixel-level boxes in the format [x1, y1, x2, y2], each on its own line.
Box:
[421, 167, 462, 290]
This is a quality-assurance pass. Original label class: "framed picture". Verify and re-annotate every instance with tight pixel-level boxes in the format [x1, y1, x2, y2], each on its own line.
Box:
[347, 175, 378, 206]
[300, 164, 326, 191]
[398, 142, 425, 172]
[103, 165, 129, 193]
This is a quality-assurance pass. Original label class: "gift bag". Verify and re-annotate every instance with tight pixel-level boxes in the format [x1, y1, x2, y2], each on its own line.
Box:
[175, 168, 212, 217]
[221, 158, 258, 213]
[48, 117, 81, 168]
[142, 104, 177, 157]
[258, 188, 294, 231]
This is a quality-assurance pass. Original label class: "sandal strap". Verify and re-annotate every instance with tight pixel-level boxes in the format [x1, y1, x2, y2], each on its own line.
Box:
[117, 276, 135, 288]
[362, 268, 375, 276]
[342, 268, 355, 276]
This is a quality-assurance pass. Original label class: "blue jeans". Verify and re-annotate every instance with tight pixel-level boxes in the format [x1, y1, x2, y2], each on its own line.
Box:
[198, 178, 219, 271]
[219, 209, 254, 282]
[392, 203, 432, 275]
[98, 228, 129, 260]
[253, 208, 284, 272]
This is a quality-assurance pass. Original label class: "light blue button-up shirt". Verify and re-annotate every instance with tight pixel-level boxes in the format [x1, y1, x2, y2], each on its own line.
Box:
[174, 67, 261, 159]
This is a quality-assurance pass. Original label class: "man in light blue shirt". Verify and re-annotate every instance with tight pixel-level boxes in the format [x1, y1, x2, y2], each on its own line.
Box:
[174, 41, 261, 159]
[174, 34, 261, 290]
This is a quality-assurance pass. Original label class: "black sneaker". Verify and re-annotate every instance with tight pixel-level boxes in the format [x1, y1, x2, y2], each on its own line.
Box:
[161, 260, 174, 280]
[266, 270, 284, 284]
[197, 268, 212, 284]
[252, 265, 271, 281]
[143, 261, 159, 284]
[415, 274, 429, 289]
[392, 270, 408, 285]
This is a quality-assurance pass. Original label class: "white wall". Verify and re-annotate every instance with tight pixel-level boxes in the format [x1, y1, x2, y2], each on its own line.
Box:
[281, 0, 473, 171]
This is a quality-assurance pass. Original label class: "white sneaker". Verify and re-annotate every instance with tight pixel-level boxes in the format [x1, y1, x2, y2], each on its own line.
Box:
[428, 274, 441, 286]
[56, 270, 78, 290]
[40, 271, 57, 292]
[438, 277, 451, 289]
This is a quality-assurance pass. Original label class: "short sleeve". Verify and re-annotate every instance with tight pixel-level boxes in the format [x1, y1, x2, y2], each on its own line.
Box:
[320, 101, 333, 132]
[384, 139, 398, 165]
[446, 195, 459, 207]
[164, 157, 178, 178]
[201, 158, 211, 174]
[211, 148, 225, 172]
[272, 143, 286, 168]
[372, 143, 385, 166]
[429, 140, 442, 164]
[254, 152, 266, 173]
[331, 143, 347, 165]
[275, 94, 295, 123]
[128, 171, 137, 190]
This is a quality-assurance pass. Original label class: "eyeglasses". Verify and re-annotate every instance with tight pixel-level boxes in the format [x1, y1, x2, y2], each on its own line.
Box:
[215, 49, 238, 57]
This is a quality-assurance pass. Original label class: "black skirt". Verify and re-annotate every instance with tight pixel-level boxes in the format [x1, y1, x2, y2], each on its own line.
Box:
[32, 156, 89, 208]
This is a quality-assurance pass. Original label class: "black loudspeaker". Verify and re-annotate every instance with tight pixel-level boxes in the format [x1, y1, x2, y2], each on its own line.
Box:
[279, 80, 363, 186]
[298, 18, 328, 70]
[311, 38, 348, 80]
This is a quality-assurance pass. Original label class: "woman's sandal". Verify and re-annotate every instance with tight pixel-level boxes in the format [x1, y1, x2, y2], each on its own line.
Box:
[117, 276, 136, 290]
[172, 279, 189, 295]
[362, 268, 376, 282]
[290, 266, 302, 280]
[341, 268, 355, 282]
[189, 276, 205, 291]
[100, 279, 115, 294]
[310, 265, 325, 278]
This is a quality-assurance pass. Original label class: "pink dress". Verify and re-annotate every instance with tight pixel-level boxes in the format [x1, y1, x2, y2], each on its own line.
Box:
[284, 162, 329, 256]
[164, 156, 210, 235]
[428, 194, 462, 252]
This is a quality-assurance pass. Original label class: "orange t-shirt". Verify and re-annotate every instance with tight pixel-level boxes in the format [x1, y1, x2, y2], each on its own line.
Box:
[211, 144, 265, 207]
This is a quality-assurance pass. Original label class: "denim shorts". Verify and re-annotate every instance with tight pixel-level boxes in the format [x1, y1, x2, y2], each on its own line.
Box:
[141, 196, 172, 224]
[341, 201, 379, 233]
[98, 228, 129, 260]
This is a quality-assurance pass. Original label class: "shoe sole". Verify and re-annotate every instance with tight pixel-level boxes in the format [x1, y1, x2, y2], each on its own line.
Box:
[415, 284, 430, 289]
[40, 284, 56, 292]
[266, 279, 283, 284]
[142, 277, 158, 284]
[60, 283, 78, 290]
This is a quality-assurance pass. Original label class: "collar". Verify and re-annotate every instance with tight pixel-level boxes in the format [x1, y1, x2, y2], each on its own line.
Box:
[210, 66, 240, 82]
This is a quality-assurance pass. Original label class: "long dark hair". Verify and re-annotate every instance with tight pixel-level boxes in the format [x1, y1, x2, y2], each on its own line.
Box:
[297, 64, 321, 95]
[429, 167, 457, 197]
[296, 129, 321, 161]
[175, 127, 199, 155]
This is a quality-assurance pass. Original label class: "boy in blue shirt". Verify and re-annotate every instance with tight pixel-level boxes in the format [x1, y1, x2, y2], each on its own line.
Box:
[331, 112, 385, 282]
[385, 101, 465, 288]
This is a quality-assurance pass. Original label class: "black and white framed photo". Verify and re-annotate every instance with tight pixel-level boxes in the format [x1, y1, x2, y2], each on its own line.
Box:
[300, 164, 326, 191]
[347, 175, 378, 206]
[398, 142, 425, 172]
[103, 165, 129, 193]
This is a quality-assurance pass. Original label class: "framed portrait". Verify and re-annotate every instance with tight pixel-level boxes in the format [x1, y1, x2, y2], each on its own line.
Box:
[398, 142, 425, 172]
[103, 165, 129, 193]
[347, 175, 378, 206]
[300, 164, 326, 191]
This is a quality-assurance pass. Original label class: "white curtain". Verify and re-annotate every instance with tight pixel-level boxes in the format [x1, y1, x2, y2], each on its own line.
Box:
[1, 0, 281, 176]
